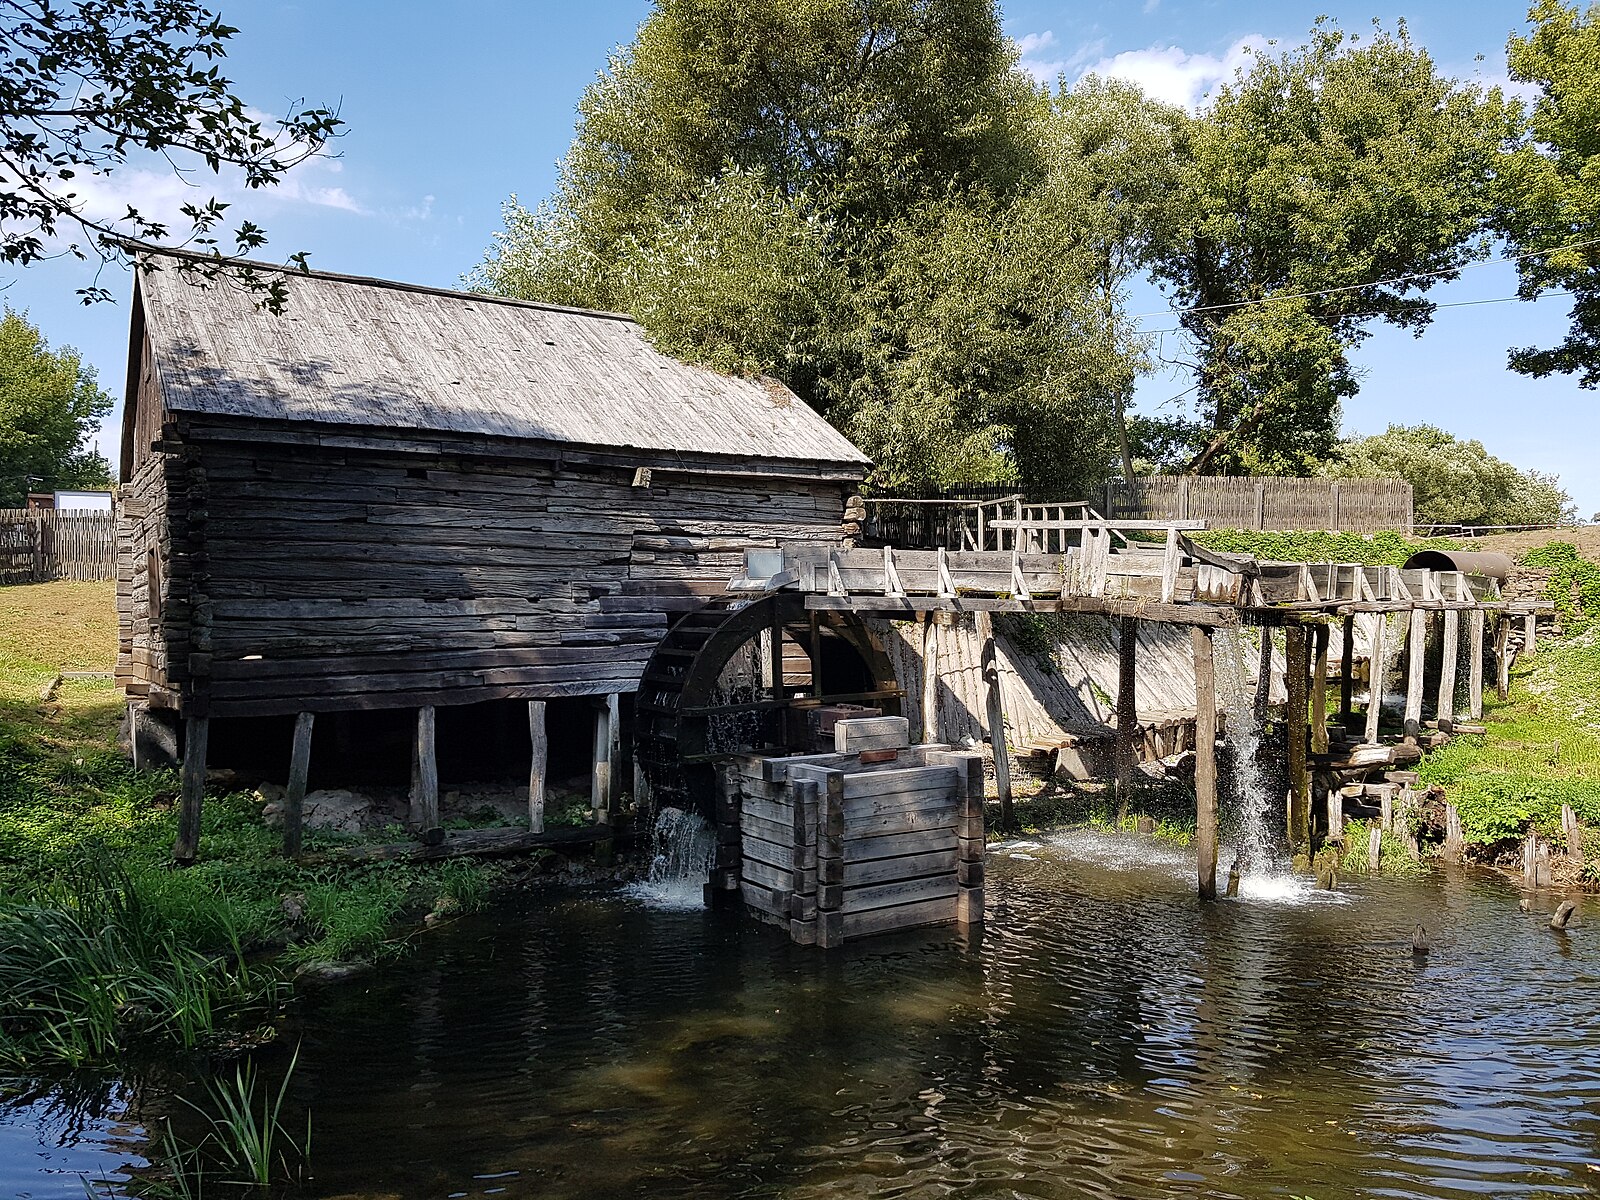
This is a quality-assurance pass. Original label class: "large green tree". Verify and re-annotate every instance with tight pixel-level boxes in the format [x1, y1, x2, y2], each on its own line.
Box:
[0, 310, 113, 507]
[473, 0, 1152, 493]
[1500, 1, 1600, 386]
[1326, 423, 1574, 528]
[1150, 21, 1519, 476]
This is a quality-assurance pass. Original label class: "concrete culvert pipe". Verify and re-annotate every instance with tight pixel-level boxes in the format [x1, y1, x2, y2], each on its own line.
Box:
[1402, 550, 1514, 580]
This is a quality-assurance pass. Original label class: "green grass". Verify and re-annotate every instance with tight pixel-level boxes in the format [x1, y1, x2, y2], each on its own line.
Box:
[0, 581, 504, 1072]
[1416, 626, 1600, 848]
[1188, 528, 1457, 565]
[1007, 776, 1196, 847]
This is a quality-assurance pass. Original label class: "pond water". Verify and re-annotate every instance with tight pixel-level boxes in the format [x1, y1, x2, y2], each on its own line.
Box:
[6, 831, 1600, 1199]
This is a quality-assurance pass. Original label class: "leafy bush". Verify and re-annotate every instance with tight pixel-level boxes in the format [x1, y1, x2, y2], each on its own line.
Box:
[1522, 541, 1600, 631]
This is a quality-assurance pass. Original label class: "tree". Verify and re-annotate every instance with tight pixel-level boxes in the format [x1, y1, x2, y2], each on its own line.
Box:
[1500, 1, 1600, 386]
[473, 0, 1151, 493]
[0, 309, 114, 507]
[0, 0, 342, 309]
[1150, 20, 1519, 475]
[1327, 423, 1575, 528]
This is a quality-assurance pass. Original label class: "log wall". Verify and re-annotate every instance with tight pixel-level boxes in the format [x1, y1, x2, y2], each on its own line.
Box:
[118, 415, 853, 718]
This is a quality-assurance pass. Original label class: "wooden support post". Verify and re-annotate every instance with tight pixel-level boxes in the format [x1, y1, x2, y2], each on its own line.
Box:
[1191, 626, 1218, 900]
[1437, 610, 1459, 733]
[1254, 626, 1274, 719]
[1562, 803, 1584, 864]
[920, 613, 939, 744]
[808, 610, 823, 698]
[1524, 611, 1537, 656]
[410, 705, 439, 834]
[282, 711, 314, 858]
[1326, 788, 1344, 842]
[591, 696, 613, 824]
[1469, 608, 1485, 719]
[1442, 802, 1465, 865]
[1368, 824, 1383, 874]
[815, 771, 845, 949]
[769, 616, 785, 701]
[607, 692, 622, 805]
[1339, 614, 1355, 726]
[976, 611, 1013, 831]
[1311, 622, 1330, 755]
[1365, 614, 1388, 745]
[1496, 615, 1511, 701]
[1116, 615, 1138, 824]
[953, 752, 986, 926]
[528, 699, 547, 834]
[1403, 608, 1426, 744]
[1284, 626, 1310, 858]
[173, 714, 209, 863]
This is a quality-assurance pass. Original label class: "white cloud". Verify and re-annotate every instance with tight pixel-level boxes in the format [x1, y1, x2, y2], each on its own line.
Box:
[1014, 29, 1108, 87]
[1142, 0, 1160, 13]
[1078, 35, 1268, 109]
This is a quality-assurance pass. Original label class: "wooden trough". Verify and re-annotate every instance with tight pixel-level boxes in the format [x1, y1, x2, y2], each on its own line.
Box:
[717, 717, 984, 947]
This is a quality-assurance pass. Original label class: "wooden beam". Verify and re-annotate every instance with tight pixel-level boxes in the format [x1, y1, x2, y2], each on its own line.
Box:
[282, 711, 314, 858]
[1191, 626, 1218, 900]
[173, 714, 209, 863]
[592, 696, 613, 823]
[975, 610, 1013, 831]
[528, 699, 547, 834]
[1365, 614, 1388, 745]
[800, 593, 1238, 627]
[1338, 614, 1355, 725]
[1311, 623, 1330, 756]
[1403, 608, 1427, 744]
[1468, 607, 1485, 720]
[1284, 626, 1310, 857]
[920, 613, 939, 744]
[1254, 626, 1273, 719]
[1496, 614, 1511, 700]
[410, 705, 439, 834]
[1524, 610, 1537, 656]
[1116, 616, 1138, 823]
[808, 610, 823, 698]
[1437, 610, 1459, 733]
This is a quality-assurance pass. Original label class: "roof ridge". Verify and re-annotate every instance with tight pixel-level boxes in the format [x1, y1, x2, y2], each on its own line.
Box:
[135, 248, 636, 323]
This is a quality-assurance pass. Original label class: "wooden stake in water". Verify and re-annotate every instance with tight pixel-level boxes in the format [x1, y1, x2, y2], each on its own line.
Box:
[1191, 626, 1219, 901]
[1116, 616, 1138, 823]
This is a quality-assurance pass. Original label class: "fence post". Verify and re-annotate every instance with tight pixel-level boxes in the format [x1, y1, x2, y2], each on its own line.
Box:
[1329, 482, 1342, 532]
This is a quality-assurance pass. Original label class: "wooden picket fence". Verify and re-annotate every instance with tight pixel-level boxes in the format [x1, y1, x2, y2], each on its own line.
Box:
[0, 509, 117, 584]
[1103, 476, 1412, 534]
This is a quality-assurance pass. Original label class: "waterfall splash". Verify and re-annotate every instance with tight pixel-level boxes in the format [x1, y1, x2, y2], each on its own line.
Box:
[1212, 627, 1307, 901]
[624, 806, 717, 910]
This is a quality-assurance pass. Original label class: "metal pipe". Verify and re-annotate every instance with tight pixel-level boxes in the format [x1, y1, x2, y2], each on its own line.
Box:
[1401, 550, 1513, 580]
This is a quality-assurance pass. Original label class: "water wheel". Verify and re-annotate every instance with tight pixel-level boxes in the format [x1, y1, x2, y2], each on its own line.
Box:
[633, 593, 900, 813]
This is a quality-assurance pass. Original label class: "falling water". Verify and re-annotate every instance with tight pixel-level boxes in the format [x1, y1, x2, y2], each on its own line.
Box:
[624, 806, 717, 910]
[1212, 626, 1306, 899]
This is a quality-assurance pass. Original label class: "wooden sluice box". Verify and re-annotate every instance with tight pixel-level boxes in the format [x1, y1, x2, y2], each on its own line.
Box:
[717, 717, 985, 947]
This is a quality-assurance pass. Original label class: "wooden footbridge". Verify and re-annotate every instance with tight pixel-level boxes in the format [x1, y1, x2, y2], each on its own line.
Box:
[730, 525, 1551, 898]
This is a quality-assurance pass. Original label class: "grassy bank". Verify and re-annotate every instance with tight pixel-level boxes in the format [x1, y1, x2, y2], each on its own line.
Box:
[0, 582, 498, 1071]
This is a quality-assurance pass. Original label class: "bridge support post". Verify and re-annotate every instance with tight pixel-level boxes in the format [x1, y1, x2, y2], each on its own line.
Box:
[1468, 608, 1485, 719]
[592, 695, 614, 824]
[283, 711, 315, 858]
[1311, 623, 1330, 757]
[1115, 616, 1138, 826]
[1191, 626, 1218, 900]
[1338, 614, 1355, 728]
[1437, 610, 1458, 733]
[975, 611, 1013, 832]
[1254, 626, 1274, 719]
[409, 705, 439, 836]
[1403, 607, 1427, 744]
[1365, 615, 1388, 745]
[1285, 626, 1310, 859]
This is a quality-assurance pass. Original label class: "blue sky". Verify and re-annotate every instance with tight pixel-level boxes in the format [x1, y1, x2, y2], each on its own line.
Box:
[9, 0, 1594, 516]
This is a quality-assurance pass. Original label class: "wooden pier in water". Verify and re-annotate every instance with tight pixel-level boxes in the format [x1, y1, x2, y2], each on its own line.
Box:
[737, 532, 1552, 899]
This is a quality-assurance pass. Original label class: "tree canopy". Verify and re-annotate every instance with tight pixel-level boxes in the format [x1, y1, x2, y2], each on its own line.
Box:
[0, 0, 342, 309]
[1149, 20, 1519, 476]
[0, 309, 113, 507]
[1499, 0, 1600, 387]
[1326, 423, 1574, 529]
[473, 0, 1151, 493]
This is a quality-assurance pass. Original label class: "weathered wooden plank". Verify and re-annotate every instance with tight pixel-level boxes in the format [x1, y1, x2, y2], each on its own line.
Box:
[841, 827, 957, 862]
[173, 715, 209, 863]
[842, 849, 958, 886]
[840, 895, 956, 938]
[842, 874, 959, 913]
[411, 705, 439, 832]
[1192, 627, 1218, 900]
[282, 711, 314, 857]
[528, 699, 547, 834]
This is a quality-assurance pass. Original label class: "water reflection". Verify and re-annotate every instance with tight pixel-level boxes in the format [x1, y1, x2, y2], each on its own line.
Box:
[7, 836, 1600, 1199]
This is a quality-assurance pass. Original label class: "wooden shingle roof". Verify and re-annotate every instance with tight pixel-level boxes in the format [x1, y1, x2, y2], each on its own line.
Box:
[135, 256, 869, 471]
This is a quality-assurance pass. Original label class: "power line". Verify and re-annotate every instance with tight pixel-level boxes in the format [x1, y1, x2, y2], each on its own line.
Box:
[1130, 236, 1600, 322]
[1136, 289, 1577, 335]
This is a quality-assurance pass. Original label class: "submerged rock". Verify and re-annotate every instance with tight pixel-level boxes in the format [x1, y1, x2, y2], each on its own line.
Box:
[294, 960, 372, 985]
[1411, 923, 1431, 955]
[1551, 900, 1578, 930]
